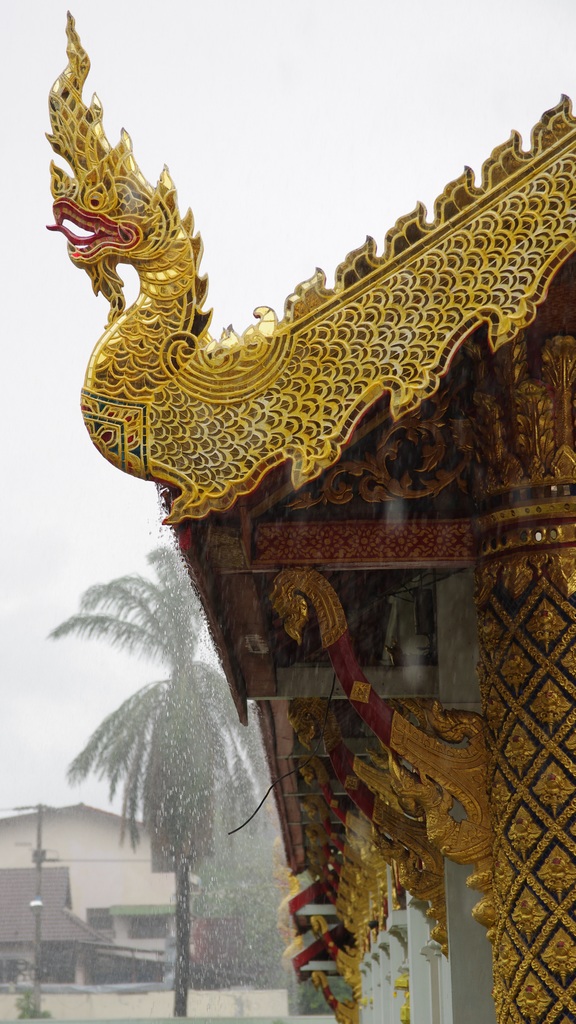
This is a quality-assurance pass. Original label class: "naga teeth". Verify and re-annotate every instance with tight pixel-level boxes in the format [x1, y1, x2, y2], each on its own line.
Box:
[63, 218, 94, 239]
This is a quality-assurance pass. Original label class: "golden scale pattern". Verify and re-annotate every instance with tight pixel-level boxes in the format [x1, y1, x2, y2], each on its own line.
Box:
[476, 559, 576, 1024]
[49, 19, 576, 522]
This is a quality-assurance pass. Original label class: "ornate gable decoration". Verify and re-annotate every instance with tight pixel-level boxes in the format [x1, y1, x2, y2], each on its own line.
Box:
[49, 16, 576, 522]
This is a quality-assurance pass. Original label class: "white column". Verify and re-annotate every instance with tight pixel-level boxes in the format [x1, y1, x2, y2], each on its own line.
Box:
[360, 951, 374, 1024]
[386, 869, 408, 1024]
[387, 928, 407, 1024]
[406, 896, 432, 1024]
[370, 933, 385, 1024]
[377, 933, 391, 1023]
[421, 939, 451, 1024]
[444, 861, 494, 1024]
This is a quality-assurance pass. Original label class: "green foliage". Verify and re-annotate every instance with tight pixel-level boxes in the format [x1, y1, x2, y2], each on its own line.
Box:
[15, 992, 52, 1019]
[296, 980, 328, 1015]
[52, 545, 252, 864]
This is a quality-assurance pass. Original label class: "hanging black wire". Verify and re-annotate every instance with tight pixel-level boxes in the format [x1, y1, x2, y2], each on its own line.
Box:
[228, 674, 337, 835]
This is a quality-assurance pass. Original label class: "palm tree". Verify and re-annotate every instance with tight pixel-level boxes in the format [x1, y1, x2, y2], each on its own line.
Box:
[50, 545, 258, 1016]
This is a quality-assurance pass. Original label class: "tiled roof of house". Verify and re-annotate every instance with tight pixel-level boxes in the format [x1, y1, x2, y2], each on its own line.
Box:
[0, 804, 141, 828]
[0, 867, 108, 945]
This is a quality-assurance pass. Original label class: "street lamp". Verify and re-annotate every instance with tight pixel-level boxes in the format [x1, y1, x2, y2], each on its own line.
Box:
[29, 897, 43, 1015]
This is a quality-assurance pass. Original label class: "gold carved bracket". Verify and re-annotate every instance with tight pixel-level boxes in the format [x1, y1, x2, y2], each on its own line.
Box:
[280, 559, 495, 940]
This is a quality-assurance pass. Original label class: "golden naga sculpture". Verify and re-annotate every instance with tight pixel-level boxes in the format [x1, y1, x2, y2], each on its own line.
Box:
[48, 17, 576, 523]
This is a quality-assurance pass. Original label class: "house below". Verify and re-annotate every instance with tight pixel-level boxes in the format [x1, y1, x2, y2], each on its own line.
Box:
[0, 866, 165, 986]
[0, 805, 173, 985]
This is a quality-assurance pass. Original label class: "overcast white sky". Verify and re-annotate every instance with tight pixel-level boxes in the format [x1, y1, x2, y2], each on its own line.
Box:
[2, 0, 576, 817]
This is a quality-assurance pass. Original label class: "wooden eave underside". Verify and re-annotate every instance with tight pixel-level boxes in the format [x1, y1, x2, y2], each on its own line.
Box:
[178, 351, 478, 869]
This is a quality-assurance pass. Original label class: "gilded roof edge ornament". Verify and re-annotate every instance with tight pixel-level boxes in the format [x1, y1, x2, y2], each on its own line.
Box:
[284, 95, 576, 324]
[48, 16, 576, 521]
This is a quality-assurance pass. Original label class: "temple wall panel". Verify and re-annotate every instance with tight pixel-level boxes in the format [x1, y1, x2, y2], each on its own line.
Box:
[437, 570, 480, 708]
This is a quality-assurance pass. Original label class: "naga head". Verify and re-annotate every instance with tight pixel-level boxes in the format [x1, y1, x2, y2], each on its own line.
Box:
[289, 697, 341, 754]
[271, 574, 309, 645]
[300, 755, 330, 788]
[47, 14, 209, 327]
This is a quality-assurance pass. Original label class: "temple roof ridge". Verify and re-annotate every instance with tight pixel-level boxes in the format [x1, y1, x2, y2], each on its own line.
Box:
[282, 96, 576, 326]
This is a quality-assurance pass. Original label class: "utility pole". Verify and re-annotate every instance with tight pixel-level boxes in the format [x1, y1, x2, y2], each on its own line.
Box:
[32, 805, 44, 1016]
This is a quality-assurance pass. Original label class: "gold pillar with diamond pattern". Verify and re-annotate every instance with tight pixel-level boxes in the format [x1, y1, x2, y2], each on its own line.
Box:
[473, 331, 576, 1024]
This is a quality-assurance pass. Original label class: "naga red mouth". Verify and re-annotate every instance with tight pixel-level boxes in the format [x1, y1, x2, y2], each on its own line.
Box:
[47, 199, 140, 259]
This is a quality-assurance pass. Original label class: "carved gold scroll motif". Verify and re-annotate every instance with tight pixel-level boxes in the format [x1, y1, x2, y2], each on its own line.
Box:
[292, 698, 448, 951]
[290, 365, 473, 509]
[298, 768, 385, 997]
[311, 914, 363, 1001]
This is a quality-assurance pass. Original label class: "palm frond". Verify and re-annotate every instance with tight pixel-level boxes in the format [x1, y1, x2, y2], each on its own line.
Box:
[50, 614, 165, 661]
[59, 546, 262, 867]
[81, 579, 168, 646]
[53, 551, 206, 670]
[67, 681, 167, 788]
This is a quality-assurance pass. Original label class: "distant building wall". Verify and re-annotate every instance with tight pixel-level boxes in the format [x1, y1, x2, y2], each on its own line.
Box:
[0, 807, 173, 922]
[0, 988, 289, 1020]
